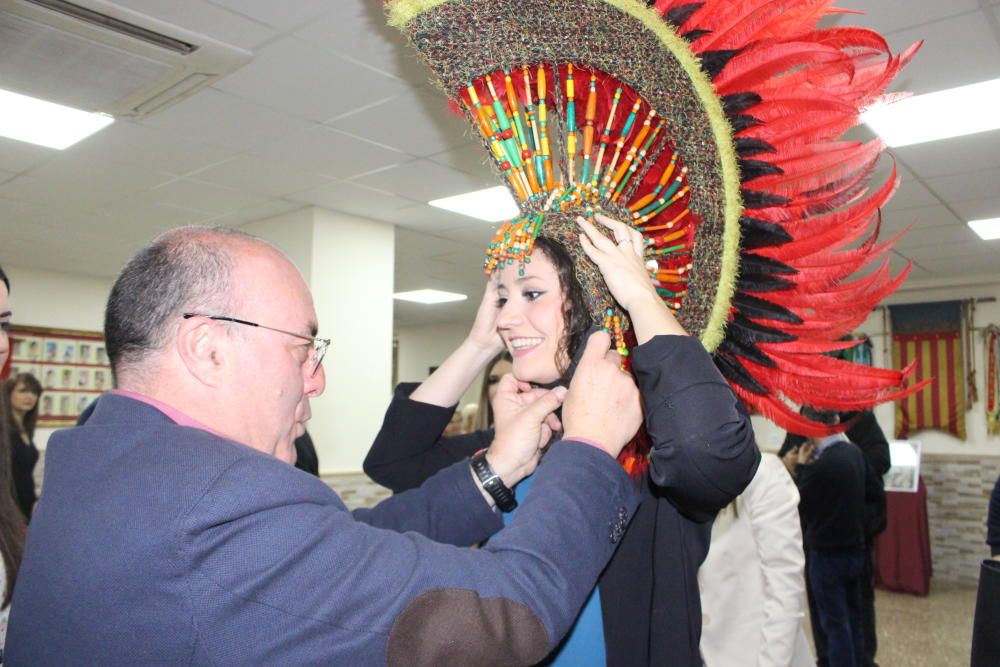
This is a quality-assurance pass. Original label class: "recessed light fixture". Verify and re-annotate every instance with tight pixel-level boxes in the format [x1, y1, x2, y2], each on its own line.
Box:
[0, 88, 114, 150]
[862, 78, 1000, 147]
[393, 289, 469, 304]
[429, 185, 519, 222]
[969, 218, 1000, 241]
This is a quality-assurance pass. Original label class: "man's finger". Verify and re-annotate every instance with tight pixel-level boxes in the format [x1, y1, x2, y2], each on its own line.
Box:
[519, 385, 566, 422]
[579, 330, 613, 366]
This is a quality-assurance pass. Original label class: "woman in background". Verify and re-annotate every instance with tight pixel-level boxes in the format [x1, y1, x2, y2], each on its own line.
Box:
[0, 265, 27, 652]
[4, 373, 42, 521]
[699, 451, 813, 666]
[469, 352, 512, 432]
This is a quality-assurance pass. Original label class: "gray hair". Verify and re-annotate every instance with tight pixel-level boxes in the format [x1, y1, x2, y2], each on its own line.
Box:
[104, 226, 261, 382]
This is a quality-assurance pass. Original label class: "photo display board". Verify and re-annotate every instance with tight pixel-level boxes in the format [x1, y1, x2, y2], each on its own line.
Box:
[7, 325, 109, 427]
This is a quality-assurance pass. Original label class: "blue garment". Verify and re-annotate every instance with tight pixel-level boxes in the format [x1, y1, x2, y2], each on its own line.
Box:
[506, 475, 607, 666]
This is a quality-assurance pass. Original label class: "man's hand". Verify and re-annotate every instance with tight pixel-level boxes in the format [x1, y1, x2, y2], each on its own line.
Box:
[561, 331, 642, 458]
[487, 376, 566, 487]
[797, 441, 817, 466]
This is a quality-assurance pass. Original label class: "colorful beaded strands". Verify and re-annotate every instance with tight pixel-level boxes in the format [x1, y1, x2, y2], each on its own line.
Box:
[474, 64, 694, 313]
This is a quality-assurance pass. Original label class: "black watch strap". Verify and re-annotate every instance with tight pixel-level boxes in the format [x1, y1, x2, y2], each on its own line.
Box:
[470, 449, 517, 513]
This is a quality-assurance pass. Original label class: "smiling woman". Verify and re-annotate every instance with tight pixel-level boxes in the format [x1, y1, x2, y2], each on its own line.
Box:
[364, 213, 759, 666]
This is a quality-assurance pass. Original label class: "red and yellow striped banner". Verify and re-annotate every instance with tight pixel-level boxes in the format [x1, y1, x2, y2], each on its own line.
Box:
[892, 331, 965, 440]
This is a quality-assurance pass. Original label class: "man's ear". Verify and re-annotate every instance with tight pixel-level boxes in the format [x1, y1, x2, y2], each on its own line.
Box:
[175, 317, 227, 387]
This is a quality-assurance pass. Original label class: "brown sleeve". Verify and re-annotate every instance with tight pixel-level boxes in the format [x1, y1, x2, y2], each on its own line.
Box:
[387, 588, 548, 667]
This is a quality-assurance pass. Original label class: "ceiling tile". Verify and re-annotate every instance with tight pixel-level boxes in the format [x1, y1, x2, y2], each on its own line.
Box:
[426, 142, 498, 180]
[64, 120, 238, 177]
[190, 155, 334, 198]
[214, 36, 409, 122]
[110, 0, 275, 50]
[842, 0, 981, 32]
[377, 202, 492, 234]
[286, 180, 417, 219]
[916, 254, 1000, 277]
[924, 167, 1000, 202]
[881, 11, 1000, 96]
[207, 0, 331, 31]
[351, 159, 496, 202]
[902, 240, 998, 262]
[294, 0, 429, 85]
[328, 87, 474, 158]
[882, 204, 963, 233]
[140, 178, 270, 215]
[247, 125, 405, 179]
[224, 199, 306, 226]
[139, 88, 313, 153]
[0, 137, 54, 174]
[895, 131, 1000, 179]
[883, 180, 940, 211]
[0, 161, 168, 212]
[950, 197, 1000, 221]
[893, 220, 982, 249]
[96, 198, 216, 241]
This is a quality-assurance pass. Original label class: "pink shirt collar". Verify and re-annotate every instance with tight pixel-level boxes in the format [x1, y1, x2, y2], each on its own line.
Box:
[110, 389, 226, 438]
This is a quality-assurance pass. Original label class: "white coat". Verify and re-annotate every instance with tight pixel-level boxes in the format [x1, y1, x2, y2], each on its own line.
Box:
[699, 453, 814, 667]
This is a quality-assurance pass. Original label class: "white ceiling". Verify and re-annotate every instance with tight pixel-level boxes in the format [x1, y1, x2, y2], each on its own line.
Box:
[1, 0, 1000, 326]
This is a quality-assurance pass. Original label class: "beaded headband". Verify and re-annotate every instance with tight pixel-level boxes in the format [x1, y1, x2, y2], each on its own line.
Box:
[388, 0, 926, 436]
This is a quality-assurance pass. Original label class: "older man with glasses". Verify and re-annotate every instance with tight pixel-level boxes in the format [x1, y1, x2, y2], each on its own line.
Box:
[6, 226, 645, 667]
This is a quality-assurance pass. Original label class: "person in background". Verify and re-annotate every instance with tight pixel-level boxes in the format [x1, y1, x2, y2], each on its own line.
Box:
[0, 265, 27, 654]
[780, 410, 889, 667]
[4, 373, 43, 522]
[989, 473, 1000, 560]
[6, 227, 645, 666]
[699, 450, 813, 667]
[783, 408, 880, 667]
[471, 352, 512, 432]
[292, 430, 319, 477]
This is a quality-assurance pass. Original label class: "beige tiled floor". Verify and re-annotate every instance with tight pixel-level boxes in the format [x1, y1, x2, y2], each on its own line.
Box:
[804, 580, 977, 666]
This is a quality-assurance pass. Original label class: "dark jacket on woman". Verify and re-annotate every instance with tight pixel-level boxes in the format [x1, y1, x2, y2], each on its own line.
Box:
[365, 334, 760, 666]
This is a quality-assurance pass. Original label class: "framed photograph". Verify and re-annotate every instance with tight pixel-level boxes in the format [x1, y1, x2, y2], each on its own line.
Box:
[5, 325, 110, 427]
[884, 440, 921, 493]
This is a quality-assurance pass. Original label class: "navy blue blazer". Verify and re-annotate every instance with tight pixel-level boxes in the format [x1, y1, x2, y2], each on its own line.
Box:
[7, 394, 640, 666]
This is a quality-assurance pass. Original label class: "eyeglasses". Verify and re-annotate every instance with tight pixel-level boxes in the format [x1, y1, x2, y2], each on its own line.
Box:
[182, 313, 330, 376]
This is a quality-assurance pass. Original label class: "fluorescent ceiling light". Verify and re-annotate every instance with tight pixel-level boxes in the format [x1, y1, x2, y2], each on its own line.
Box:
[969, 218, 1000, 241]
[863, 78, 1000, 147]
[394, 289, 468, 304]
[429, 185, 519, 222]
[0, 88, 114, 150]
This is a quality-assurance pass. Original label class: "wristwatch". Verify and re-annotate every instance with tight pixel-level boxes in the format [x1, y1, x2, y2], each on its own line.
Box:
[470, 448, 517, 512]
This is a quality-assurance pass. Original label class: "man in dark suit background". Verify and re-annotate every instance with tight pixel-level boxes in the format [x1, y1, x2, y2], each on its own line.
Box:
[781, 410, 890, 667]
[6, 227, 645, 666]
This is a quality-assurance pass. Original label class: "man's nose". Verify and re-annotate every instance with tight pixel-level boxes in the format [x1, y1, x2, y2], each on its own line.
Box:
[306, 362, 326, 397]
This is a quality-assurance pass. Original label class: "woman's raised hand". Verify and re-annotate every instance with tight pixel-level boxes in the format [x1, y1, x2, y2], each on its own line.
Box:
[577, 213, 687, 343]
[577, 213, 659, 313]
[466, 274, 505, 355]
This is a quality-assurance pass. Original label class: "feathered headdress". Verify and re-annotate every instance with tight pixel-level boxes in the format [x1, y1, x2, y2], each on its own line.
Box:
[387, 0, 925, 437]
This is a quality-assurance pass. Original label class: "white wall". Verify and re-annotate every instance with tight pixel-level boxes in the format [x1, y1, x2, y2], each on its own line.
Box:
[3, 265, 113, 449]
[395, 319, 483, 409]
[309, 209, 395, 474]
[753, 274, 1000, 457]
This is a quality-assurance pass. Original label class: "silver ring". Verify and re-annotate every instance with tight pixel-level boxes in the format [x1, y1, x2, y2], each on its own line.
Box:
[616, 238, 630, 246]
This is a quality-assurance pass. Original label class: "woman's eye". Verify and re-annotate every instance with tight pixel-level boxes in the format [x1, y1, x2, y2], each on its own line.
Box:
[495, 296, 508, 307]
[524, 290, 544, 301]
[0, 321, 10, 333]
